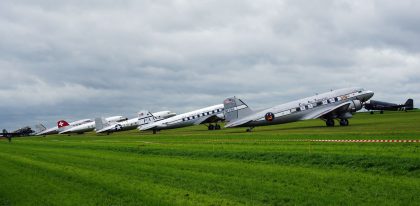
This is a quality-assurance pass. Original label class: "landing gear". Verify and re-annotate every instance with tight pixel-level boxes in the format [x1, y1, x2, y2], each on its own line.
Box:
[339, 119, 349, 126]
[326, 119, 335, 127]
[380, 110, 384, 114]
[208, 124, 221, 130]
[246, 127, 254, 132]
[153, 129, 157, 134]
[370, 111, 374, 114]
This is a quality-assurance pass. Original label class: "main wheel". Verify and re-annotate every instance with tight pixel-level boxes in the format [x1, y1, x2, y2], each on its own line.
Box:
[208, 125, 215, 130]
[326, 119, 335, 127]
[340, 119, 349, 126]
[380, 110, 384, 114]
[370, 111, 374, 114]
[215, 125, 221, 130]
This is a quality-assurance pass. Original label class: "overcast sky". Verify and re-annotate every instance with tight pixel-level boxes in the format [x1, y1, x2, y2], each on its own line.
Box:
[1, 0, 420, 129]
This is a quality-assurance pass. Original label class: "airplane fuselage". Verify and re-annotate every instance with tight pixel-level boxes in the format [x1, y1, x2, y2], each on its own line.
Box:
[364, 100, 414, 111]
[97, 111, 176, 133]
[232, 88, 373, 127]
[139, 104, 224, 131]
[59, 116, 127, 134]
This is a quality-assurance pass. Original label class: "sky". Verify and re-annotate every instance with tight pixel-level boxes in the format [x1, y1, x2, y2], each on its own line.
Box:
[1, 0, 420, 129]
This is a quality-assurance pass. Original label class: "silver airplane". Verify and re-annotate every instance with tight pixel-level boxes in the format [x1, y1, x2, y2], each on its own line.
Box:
[36, 119, 92, 136]
[223, 87, 374, 132]
[138, 104, 225, 134]
[59, 116, 127, 134]
[96, 111, 176, 134]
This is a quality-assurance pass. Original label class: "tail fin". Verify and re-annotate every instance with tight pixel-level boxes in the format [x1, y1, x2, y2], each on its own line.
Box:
[34, 124, 46, 134]
[57, 120, 69, 128]
[138, 111, 157, 127]
[95, 117, 109, 132]
[405, 99, 414, 109]
[223, 97, 253, 123]
[57, 120, 70, 132]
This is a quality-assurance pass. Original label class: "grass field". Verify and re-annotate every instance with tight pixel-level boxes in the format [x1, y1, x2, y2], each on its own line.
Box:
[1, 111, 420, 205]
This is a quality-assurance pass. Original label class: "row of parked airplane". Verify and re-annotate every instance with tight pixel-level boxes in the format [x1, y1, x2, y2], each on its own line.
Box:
[1, 87, 416, 137]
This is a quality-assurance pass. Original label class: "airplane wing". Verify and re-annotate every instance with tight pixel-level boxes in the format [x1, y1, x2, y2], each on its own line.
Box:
[193, 114, 224, 125]
[301, 102, 351, 120]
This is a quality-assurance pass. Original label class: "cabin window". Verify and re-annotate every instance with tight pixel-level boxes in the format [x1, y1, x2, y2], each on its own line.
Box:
[296, 107, 301, 112]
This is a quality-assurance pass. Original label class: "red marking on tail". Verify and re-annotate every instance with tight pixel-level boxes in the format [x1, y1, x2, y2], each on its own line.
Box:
[57, 120, 69, 128]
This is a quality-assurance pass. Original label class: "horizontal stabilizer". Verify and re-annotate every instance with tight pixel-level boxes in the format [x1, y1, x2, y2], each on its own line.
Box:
[224, 118, 252, 128]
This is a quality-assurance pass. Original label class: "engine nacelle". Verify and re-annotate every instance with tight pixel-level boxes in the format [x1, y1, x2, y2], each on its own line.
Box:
[348, 100, 362, 112]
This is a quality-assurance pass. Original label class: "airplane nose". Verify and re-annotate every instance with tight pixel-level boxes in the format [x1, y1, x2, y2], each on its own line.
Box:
[363, 91, 374, 102]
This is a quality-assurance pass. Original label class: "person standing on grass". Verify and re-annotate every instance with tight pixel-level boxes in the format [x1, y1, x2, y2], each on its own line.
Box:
[2, 129, 12, 143]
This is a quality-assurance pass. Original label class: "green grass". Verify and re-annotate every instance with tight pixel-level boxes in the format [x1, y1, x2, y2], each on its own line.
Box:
[1, 111, 420, 205]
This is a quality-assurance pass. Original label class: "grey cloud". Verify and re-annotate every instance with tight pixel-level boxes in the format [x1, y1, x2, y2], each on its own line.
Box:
[1, 0, 420, 129]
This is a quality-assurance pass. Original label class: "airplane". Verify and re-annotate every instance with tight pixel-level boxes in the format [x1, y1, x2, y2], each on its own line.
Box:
[0, 127, 34, 138]
[223, 87, 374, 132]
[59, 116, 127, 134]
[36, 119, 93, 136]
[364, 99, 415, 114]
[138, 104, 225, 134]
[96, 111, 176, 134]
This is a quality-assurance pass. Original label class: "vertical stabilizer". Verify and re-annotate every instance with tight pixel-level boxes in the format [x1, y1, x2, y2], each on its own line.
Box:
[95, 117, 109, 131]
[223, 97, 253, 123]
[57, 120, 70, 132]
[34, 124, 46, 134]
[405, 99, 414, 109]
[138, 111, 157, 127]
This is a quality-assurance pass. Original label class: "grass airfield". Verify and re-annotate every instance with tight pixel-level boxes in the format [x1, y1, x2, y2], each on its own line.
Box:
[1, 111, 419, 206]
